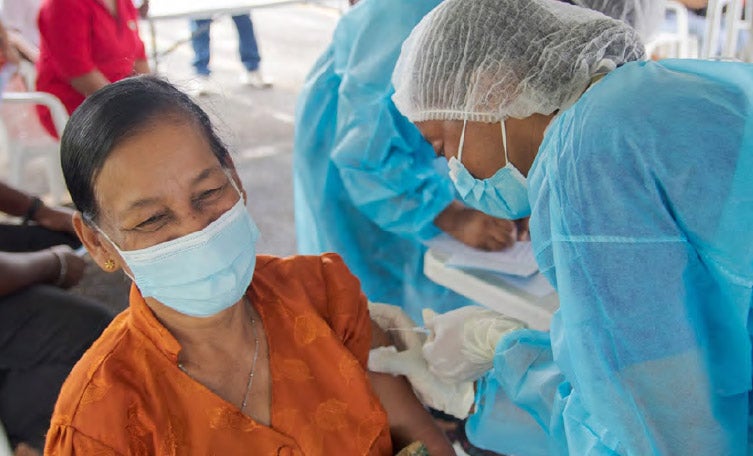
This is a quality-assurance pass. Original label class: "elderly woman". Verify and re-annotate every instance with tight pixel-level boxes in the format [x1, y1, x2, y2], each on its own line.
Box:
[44, 76, 456, 455]
[370, 0, 753, 454]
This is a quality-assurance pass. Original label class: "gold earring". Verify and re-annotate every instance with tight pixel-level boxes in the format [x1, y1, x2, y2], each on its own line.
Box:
[104, 259, 116, 271]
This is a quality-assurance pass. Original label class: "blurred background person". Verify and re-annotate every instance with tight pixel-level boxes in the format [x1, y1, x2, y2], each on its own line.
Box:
[34, 0, 149, 137]
[189, 12, 272, 93]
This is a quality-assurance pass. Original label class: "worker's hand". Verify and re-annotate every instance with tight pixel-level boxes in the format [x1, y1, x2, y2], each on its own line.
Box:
[422, 306, 524, 384]
[515, 217, 530, 241]
[369, 345, 475, 419]
[35, 204, 76, 235]
[435, 201, 516, 251]
[48, 245, 85, 289]
[368, 302, 423, 352]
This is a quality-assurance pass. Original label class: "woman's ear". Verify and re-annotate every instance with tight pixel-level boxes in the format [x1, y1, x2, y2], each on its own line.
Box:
[73, 212, 123, 273]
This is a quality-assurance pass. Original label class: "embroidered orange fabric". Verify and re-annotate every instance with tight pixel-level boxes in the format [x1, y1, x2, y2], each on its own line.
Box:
[45, 254, 392, 455]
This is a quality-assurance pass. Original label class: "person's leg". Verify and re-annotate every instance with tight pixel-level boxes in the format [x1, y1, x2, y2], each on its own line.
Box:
[232, 14, 261, 71]
[0, 225, 80, 252]
[0, 286, 113, 451]
[190, 18, 213, 76]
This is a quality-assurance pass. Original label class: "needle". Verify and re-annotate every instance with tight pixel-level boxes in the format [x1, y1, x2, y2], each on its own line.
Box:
[385, 327, 431, 334]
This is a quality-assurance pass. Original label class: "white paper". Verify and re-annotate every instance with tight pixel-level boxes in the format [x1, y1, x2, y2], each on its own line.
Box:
[426, 234, 539, 277]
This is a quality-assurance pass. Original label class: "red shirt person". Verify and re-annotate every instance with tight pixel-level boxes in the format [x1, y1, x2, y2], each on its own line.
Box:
[36, 0, 149, 137]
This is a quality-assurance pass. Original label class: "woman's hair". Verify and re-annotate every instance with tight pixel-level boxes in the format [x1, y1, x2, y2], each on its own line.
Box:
[60, 75, 232, 222]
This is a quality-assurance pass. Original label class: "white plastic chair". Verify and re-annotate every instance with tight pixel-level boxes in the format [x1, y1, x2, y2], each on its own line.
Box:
[700, 0, 749, 58]
[721, 0, 751, 59]
[0, 89, 69, 205]
[646, 1, 700, 59]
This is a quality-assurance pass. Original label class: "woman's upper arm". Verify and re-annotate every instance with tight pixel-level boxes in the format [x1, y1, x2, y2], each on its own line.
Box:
[319, 253, 372, 368]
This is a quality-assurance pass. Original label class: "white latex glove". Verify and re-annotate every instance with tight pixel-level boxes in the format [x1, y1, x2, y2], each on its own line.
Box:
[368, 345, 475, 419]
[422, 306, 524, 384]
[368, 301, 423, 351]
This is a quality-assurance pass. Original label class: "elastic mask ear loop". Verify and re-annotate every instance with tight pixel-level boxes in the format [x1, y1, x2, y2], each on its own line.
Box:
[457, 119, 468, 163]
[501, 119, 510, 167]
[91, 223, 135, 281]
[224, 169, 246, 203]
[89, 219, 123, 255]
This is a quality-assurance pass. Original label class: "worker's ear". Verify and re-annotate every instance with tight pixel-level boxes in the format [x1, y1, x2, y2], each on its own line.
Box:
[73, 212, 126, 274]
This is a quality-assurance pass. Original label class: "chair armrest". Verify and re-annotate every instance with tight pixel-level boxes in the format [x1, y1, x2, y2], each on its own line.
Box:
[1, 91, 68, 137]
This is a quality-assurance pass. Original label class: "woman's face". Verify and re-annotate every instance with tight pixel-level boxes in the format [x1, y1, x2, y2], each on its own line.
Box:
[416, 119, 507, 180]
[416, 114, 552, 179]
[75, 118, 241, 271]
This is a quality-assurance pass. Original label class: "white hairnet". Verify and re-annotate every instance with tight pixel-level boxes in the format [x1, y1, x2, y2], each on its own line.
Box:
[573, 0, 666, 39]
[392, 0, 646, 122]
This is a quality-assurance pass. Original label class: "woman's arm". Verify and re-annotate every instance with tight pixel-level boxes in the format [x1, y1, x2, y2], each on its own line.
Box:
[133, 59, 150, 75]
[0, 182, 76, 234]
[69, 70, 109, 97]
[0, 245, 85, 296]
[6, 29, 39, 62]
[369, 321, 454, 456]
[677, 0, 708, 9]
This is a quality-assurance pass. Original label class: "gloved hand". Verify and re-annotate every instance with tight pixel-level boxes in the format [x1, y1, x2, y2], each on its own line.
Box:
[422, 306, 524, 384]
[368, 301, 423, 352]
[369, 345, 475, 419]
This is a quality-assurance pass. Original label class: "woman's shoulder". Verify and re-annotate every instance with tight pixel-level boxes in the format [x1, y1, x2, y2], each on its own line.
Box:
[254, 253, 358, 287]
[50, 310, 155, 429]
[251, 253, 367, 326]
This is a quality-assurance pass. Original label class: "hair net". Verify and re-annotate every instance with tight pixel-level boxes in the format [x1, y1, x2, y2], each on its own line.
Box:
[573, 0, 666, 39]
[392, 0, 646, 122]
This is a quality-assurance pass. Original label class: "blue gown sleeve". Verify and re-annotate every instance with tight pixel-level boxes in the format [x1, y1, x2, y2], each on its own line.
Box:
[329, 0, 454, 241]
[471, 224, 748, 455]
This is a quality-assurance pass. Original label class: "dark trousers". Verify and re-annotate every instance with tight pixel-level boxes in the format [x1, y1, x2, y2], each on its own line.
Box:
[0, 224, 110, 450]
[190, 14, 261, 75]
[0, 287, 112, 450]
[0, 224, 80, 252]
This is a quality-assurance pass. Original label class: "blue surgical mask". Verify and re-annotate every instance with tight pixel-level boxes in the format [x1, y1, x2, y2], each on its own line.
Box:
[98, 189, 260, 317]
[447, 119, 531, 219]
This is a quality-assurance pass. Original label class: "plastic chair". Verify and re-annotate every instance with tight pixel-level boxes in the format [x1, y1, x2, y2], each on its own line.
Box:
[646, 0, 700, 58]
[0, 89, 69, 205]
[721, 0, 751, 59]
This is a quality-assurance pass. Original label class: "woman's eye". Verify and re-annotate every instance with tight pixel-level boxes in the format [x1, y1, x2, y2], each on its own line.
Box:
[134, 213, 166, 231]
[195, 185, 226, 204]
[201, 188, 220, 198]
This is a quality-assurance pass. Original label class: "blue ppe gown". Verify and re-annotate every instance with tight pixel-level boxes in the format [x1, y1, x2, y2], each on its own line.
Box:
[468, 59, 753, 455]
[293, 0, 473, 321]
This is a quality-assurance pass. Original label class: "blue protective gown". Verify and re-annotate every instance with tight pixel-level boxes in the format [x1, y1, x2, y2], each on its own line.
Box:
[468, 59, 753, 455]
[293, 0, 473, 321]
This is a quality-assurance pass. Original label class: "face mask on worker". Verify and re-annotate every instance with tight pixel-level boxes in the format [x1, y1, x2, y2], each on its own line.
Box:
[97, 180, 260, 317]
[447, 119, 531, 220]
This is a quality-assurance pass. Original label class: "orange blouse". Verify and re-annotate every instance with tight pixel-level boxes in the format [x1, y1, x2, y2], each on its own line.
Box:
[45, 253, 392, 455]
